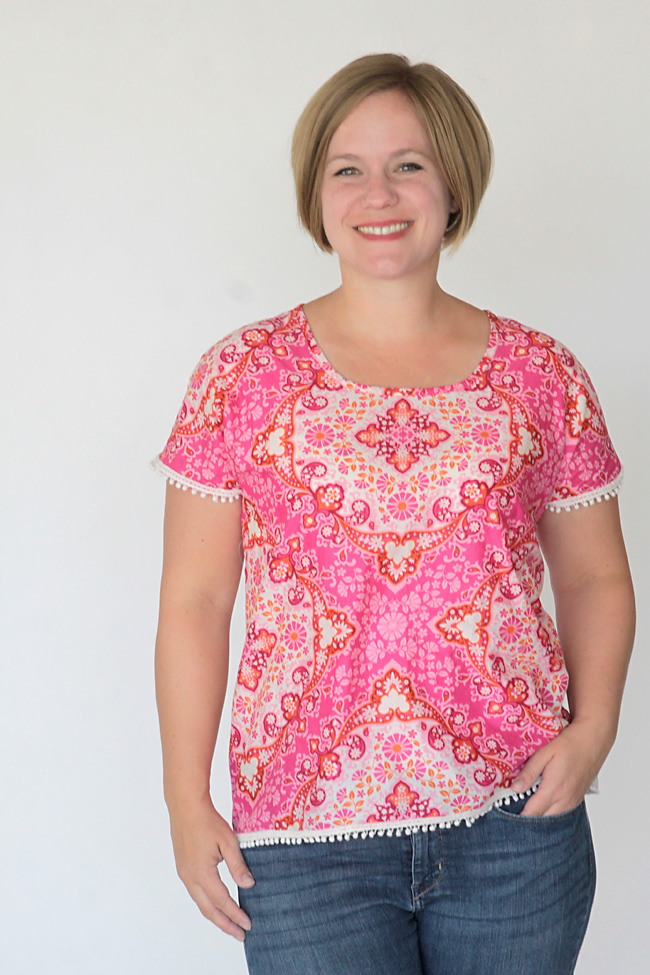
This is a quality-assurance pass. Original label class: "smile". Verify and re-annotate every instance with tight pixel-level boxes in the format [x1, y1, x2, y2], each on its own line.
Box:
[355, 221, 413, 235]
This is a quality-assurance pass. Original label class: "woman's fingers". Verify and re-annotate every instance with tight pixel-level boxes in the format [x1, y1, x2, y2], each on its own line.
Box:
[511, 744, 568, 815]
[519, 778, 570, 816]
[190, 879, 251, 942]
[169, 800, 257, 939]
[511, 721, 612, 816]
[182, 841, 254, 939]
[175, 838, 255, 940]
[220, 832, 257, 892]
[513, 737, 581, 816]
[511, 743, 550, 795]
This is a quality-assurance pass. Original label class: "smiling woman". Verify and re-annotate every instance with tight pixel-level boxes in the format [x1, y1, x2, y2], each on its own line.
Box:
[324, 129, 455, 255]
[291, 55, 492, 258]
[151, 52, 635, 975]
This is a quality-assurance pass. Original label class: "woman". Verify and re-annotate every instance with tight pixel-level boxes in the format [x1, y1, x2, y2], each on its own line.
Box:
[152, 53, 635, 974]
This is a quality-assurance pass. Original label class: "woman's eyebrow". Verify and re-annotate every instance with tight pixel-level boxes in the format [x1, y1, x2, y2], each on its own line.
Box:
[327, 148, 431, 163]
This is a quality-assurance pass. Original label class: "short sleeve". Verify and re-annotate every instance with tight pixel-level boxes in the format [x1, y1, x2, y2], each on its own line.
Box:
[545, 351, 623, 513]
[150, 340, 243, 503]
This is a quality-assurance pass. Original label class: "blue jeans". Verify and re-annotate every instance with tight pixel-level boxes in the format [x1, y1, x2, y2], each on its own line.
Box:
[238, 796, 596, 975]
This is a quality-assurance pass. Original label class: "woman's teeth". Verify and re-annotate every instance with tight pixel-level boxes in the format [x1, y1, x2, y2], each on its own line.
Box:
[356, 222, 411, 235]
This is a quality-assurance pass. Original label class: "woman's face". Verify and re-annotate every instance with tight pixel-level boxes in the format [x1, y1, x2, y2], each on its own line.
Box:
[320, 88, 459, 280]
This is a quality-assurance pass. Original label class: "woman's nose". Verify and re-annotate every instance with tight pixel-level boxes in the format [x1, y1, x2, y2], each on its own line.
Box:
[361, 172, 399, 207]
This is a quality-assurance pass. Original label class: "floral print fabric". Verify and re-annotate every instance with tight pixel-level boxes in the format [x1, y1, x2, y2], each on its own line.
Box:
[152, 305, 623, 847]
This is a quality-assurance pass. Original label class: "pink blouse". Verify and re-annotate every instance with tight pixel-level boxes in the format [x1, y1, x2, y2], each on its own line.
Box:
[152, 304, 623, 848]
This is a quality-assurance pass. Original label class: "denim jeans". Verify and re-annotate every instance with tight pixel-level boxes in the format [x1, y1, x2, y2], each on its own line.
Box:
[238, 796, 596, 975]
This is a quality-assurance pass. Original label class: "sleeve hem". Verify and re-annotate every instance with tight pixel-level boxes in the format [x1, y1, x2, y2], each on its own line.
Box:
[149, 456, 243, 502]
[545, 468, 624, 513]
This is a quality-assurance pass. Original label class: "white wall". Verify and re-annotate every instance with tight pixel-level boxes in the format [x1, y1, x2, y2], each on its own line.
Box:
[2, 2, 647, 972]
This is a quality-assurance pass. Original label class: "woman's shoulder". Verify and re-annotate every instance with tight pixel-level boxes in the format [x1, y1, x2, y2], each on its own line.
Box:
[194, 305, 300, 370]
[493, 312, 594, 375]
[206, 306, 292, 348]
[491, 313, 614, 430]
[495, 311, 567, 350]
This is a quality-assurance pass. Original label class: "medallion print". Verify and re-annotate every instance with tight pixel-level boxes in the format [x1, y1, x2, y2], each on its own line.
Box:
[355, 397, 450, 473]
[153, 304, 623, 846]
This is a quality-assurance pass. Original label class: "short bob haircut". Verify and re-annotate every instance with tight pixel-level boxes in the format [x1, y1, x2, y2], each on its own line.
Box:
[291, 53, 493, 257]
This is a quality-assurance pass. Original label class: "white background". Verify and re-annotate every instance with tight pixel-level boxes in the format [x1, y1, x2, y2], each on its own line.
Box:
[1, 2, 648, 972]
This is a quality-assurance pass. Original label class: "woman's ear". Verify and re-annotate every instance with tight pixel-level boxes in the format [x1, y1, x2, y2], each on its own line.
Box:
[449, 196, 460, 214]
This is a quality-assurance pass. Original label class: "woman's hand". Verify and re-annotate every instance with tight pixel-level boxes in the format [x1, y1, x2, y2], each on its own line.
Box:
[511, 718, 616, 817]
[156, 486, 251, 939]
[168, 796, 256, 941]
[517, 497, 635, 817]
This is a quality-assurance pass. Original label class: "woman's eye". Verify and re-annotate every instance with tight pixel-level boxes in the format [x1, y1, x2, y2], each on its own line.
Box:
[333, 162, 423, 177]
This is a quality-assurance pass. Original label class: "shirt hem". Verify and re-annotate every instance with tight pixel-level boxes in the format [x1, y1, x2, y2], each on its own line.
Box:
[545, 468, 623, 512]
[149, 456, 243, 501]
[234, 782, 543, 848]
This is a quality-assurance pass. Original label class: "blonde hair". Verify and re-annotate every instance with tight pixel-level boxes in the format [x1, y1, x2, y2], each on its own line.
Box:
[291, 53, 493, 257]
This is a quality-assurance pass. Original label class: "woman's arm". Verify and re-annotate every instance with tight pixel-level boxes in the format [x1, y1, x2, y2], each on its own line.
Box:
[512, 496, 636, 815]
[155, 483, 255, 941]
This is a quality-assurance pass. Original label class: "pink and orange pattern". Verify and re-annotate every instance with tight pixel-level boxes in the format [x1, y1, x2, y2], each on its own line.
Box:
[152, 305, 623, 847]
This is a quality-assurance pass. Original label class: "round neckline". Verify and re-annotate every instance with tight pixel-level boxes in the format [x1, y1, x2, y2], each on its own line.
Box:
[297, 303, 500, 395]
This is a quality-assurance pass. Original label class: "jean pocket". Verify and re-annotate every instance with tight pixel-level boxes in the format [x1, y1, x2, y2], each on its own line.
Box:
[493, 795, 585, 822]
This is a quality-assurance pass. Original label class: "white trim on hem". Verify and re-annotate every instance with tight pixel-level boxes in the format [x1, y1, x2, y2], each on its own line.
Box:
[235, 782, 544, 848]
[149, 456, 242, 502]
[545, 468, 623, 512]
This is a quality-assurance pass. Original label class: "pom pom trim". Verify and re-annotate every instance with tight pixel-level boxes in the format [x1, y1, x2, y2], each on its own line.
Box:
[545, 469, 623, 512]
[235, 783, 543, 848]
[149, 457, 242, 502]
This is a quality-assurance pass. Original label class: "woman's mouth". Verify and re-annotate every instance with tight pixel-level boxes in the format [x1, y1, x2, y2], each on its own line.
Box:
[354, 221, 413, 239]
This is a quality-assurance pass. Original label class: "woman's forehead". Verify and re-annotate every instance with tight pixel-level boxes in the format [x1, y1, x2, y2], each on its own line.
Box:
[326, 95, 431, 160]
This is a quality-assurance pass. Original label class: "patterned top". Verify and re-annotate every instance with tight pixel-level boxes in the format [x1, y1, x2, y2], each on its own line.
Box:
[152, 304, 623, 848]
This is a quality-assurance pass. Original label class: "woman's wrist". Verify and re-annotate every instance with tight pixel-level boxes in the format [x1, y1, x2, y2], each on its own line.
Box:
[164, 782, 213, 818]
[568, 712, 619, 751]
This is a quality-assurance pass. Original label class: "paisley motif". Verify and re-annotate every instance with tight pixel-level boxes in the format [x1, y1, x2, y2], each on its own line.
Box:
[152, 304, 623, 847]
